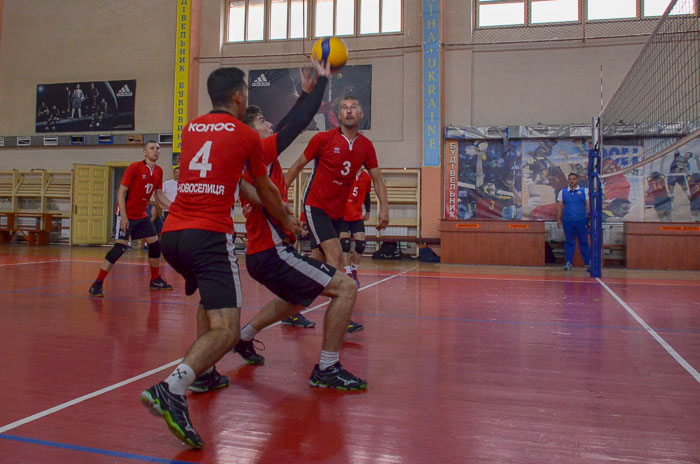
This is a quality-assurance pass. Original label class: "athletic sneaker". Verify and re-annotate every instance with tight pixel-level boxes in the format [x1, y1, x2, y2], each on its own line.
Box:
[188, 367, 229, 393]
[140, 382, 204, 449]
[233, 339, 265, 365]
[563, 262, 573, 271]
[347, 320, 364, 333]
[150, 276, 173, 290]
[351, 270, 360, 287]
[309, 362, 367, 391]
[88, 281, 104, 297]
[281, 313, 316, 328]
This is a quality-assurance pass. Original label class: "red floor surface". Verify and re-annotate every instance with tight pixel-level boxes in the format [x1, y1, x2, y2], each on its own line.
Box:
[0, 244, 699, 463]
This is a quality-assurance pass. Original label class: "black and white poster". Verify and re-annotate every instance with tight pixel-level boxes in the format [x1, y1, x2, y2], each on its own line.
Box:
[35, 80, 136, 132]
[248, 65, 372, 131]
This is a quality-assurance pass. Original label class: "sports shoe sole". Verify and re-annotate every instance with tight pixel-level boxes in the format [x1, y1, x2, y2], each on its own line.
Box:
[308, 379, 367, 391]
[346, 324, 364, 334]
[150, 286, 174, 291]
[89, 292, 104, 298]
[140, 390, 203, 449]
[188, 380, 229, 393]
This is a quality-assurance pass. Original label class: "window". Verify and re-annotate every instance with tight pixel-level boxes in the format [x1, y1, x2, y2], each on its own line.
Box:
[476, 0, 697, 28]
[226, 0, 402, 42]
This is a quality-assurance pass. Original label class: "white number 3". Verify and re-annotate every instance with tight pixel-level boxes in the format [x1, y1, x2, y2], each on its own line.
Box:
[340, 160, 351, 176]
[190, 141, 213, 178]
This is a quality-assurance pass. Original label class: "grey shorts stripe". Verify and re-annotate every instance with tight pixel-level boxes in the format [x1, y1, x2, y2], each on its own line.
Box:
[225, 232, 242, 307]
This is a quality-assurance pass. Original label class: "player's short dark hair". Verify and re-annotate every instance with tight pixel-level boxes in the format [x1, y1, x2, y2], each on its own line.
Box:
[340, 95, 362, 111]
[143, 140, 158, 149]
[242, 105, 262, 127]
[568, 172, 578, 178]
[207, 67, 246, 107]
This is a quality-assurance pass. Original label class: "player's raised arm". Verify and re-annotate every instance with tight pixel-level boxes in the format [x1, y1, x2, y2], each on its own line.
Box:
[284, 153, 310, 188]
[368, 167, 389, 230]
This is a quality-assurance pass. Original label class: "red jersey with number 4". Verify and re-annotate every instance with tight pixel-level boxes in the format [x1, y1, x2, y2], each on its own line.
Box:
[344, 169, 372, 222]
[303, 128, 378, 219]
[163, 110, 267, 234]
[117, 161, 163, 220]
[241, 134, 295, 254]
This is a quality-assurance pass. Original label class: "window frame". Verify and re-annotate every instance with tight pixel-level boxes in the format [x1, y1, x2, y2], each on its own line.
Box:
[225, 0, 403, 43]
[474, 0, 698, 29]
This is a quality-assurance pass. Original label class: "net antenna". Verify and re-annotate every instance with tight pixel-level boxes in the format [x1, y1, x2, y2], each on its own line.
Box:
[590, 0, 700, 277]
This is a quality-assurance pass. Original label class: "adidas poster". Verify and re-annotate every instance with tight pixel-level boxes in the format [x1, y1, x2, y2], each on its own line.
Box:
[35, 79, 136, 132]
[248, 65, 372, 131]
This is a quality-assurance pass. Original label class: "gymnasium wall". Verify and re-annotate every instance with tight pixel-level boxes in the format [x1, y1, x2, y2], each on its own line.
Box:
[0, 0, 654, 235]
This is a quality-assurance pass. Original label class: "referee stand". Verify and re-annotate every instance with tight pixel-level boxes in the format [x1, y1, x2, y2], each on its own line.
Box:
[588, 116, 603, 278]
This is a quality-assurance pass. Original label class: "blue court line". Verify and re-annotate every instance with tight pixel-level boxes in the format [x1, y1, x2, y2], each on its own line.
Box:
[0, 434, 197, 464]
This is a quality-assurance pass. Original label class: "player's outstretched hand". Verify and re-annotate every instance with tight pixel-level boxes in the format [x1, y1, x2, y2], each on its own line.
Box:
[311, 55, 332, 78]
[300, 66, 317, 94]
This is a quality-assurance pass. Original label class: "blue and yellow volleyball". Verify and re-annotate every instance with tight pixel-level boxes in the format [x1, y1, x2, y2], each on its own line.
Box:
[312, 37, 348, 72]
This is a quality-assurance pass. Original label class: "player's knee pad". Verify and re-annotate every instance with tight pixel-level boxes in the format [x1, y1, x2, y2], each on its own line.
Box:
[340, 237, 351, 253]
[105, 243, 127, 264]
[354, 240, 366, 255]
[147, 240, 161, 259]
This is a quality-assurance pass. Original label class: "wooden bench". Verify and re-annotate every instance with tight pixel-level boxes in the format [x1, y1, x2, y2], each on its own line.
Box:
[0, 212, 54, 246]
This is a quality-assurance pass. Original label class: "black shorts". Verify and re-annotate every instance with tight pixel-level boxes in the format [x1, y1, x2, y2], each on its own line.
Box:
[161, 229, 242, 310]
[114, 215, 157, 241]
[246, 245, 335, 307]
[666, 174, 688, 188]
[338, 219, 365, 236]
[304, 205, 345, 249]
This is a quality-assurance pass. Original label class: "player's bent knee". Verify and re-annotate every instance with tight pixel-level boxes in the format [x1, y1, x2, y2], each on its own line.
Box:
[354, 240, 366, 255]
[147, 240, 161, 259]
[105, 243, 127, 264]
[340, 237, 351, 253]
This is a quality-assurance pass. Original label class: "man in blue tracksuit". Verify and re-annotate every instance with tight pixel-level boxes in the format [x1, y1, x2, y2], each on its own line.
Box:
[556, 173, 590, 270]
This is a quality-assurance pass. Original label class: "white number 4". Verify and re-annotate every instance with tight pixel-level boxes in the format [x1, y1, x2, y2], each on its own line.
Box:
[190, 141, 213, 178]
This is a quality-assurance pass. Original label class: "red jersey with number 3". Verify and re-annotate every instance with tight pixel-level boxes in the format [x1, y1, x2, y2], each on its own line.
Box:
[241, 134, 296, 254]
[117, 160, 163, 220]
[163, 110, 267, 234]
[303, 128, 378, 219]
[344, 169, 371, 222]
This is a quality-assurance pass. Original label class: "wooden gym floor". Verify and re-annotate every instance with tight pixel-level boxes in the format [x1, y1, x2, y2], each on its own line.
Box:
[0, 244, 698, 463]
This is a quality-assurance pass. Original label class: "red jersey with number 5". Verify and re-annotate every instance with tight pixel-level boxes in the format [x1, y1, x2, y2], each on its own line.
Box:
[163, 110, 267, 234]
[117, 160, 163, 220]
[303, 128, 378, 219]
[344, 169, 372, 222]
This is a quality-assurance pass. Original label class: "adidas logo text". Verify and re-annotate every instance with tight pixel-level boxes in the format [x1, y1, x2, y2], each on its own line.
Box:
[251, 74, 270, 87]
[116, 84, 133, 97]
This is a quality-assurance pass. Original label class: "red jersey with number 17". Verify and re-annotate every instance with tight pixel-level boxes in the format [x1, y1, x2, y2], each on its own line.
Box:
[303, 128, 378, 219]
[344, 169, 372, 222]
[163, 110, 267, 234]
[117, 160, 163, 220]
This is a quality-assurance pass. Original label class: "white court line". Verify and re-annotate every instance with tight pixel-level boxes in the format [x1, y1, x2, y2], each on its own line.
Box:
[0, 266, 413, 433]
[597, 278, 700, 384]
[0, 359, 182, 433]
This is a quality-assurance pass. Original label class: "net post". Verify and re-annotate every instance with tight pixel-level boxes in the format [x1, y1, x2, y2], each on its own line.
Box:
[588, 116, 603, 278]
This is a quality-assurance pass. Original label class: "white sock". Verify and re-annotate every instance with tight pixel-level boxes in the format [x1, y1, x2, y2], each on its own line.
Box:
[344, 265, 352, 274]
[351, 263, 358, 271]
[165, 363, 195, 396]
[240, 323, 258, 342]
[319, 350, 340, 370]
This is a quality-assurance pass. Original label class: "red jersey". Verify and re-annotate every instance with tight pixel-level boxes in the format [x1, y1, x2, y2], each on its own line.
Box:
[241, 135, 295, 254]
[645, 176, 669, 206]
[163, 110, 267, 234]
[118, 161, 163, 220]
[303, 128, 378, 219]
[689, 177, 700, 200]
[603, 174, 630, 201]
[344, 169, 372, 222]
[476, 191, 512, 219]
